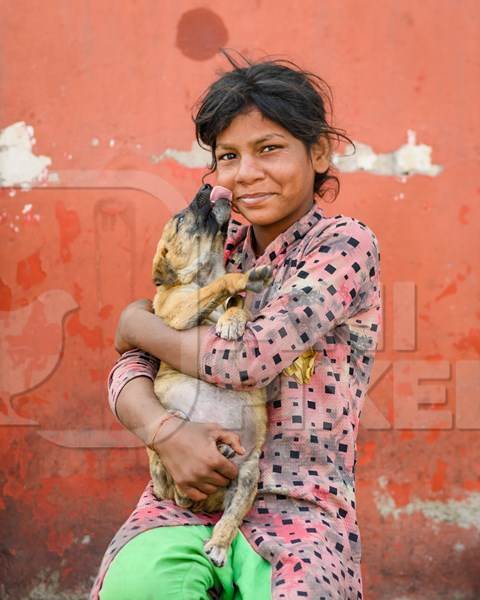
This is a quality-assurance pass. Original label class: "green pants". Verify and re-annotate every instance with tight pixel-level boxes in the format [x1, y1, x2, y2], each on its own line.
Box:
[100, 525, 272, 600]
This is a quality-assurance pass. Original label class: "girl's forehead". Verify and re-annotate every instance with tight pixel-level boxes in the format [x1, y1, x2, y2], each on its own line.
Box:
[216, 109, 291, 147]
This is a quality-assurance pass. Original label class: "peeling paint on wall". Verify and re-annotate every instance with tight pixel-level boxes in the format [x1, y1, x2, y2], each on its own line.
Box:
[0, 122, 52, 188]
[16, 569, 90, 600]
[150, 140, 211, 168]
[332, 130, 442, 177]
[374, 477, 480, 530]
[150, 131, 442, 178]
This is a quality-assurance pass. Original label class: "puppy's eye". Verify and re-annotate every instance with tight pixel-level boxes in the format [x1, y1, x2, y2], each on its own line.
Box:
[176, 214, 185, 232]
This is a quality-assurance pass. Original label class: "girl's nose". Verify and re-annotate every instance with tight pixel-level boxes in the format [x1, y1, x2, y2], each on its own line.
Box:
[235, 155, 264, 183]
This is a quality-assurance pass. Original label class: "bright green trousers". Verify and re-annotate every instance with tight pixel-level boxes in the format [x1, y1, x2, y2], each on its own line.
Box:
[100, 525, 272, 600]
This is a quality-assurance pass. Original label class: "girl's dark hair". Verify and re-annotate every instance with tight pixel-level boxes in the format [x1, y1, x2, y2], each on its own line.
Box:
[193, 49, 354, 201]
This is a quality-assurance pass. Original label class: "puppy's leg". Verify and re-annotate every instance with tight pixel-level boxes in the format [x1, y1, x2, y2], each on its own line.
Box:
[163, 266, 272, 330]
[173, 487, 194, 509]
[203, 450, 261, 567]
[147, 448, 176, 500]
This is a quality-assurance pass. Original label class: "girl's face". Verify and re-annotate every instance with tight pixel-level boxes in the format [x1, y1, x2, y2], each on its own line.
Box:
[214, 107, 329, 250]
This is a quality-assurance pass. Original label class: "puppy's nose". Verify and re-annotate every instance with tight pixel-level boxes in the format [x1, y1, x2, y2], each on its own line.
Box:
[196, 183, 212, 207]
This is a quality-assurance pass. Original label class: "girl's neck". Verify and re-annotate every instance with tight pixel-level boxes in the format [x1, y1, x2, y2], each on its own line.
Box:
[250, 200, 314, 258]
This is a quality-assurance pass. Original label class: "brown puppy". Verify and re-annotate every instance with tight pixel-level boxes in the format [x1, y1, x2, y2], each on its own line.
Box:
[147, 183, 272, 566]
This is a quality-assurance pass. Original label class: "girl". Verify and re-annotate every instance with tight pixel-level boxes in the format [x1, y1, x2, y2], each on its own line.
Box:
[91, 51, 381, 600]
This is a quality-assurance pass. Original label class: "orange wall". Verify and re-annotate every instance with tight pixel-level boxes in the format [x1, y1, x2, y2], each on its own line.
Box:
[1, 2, 479, 598]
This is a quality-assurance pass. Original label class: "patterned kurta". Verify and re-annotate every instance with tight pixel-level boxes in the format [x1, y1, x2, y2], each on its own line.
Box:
[91, 203, 381, 600]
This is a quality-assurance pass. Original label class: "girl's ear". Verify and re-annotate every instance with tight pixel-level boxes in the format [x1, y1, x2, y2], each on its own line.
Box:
[310, 135, 331, 174]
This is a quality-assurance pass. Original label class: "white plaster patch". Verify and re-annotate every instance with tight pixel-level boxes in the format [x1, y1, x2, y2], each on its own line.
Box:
[91, 137, 100, 147]
[374, 477, 480, 531]
[22, 568, 88, 599]
[151, 133, 441, 178]
[0, 122, 52, 188]
[151, 141, 211, 168]
[332, 130, 442, 178]
[81, 534, 91, 544]
[47, 172, 60, 184]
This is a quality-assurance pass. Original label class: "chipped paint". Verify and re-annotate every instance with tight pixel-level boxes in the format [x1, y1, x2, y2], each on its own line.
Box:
[151, 140, 211, 168]
[18, 569, 89, 600]
[374, 477, 480, 530]
[150, 132, 442, 178]
[47, 172, 60, 184]
[0, 122, 52, 188]
[90, 137, 100, 147]
[332, 130, 442, 177]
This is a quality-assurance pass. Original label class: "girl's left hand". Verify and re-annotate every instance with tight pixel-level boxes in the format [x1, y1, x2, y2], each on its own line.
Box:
[115, 298, 154, 354]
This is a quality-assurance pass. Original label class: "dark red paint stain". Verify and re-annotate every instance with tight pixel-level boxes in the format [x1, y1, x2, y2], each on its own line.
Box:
[73, 282, 83, 304]
[454, 328, 480, 355]
[176, 8, 228, 61]
[0, 277, 12, 310]
[431, 459, 447, 492]
[16, 251, 46, 290]
[5, 299, 66, 391]
[47, 528, 75, 556]
[55, 201, 81, 263]
[458, 204, 470, 224]
[66, 313, 104, 349]
[434, 267, 471, 302]
[98, 304, 114, 320]
[387, 481, 412, 508]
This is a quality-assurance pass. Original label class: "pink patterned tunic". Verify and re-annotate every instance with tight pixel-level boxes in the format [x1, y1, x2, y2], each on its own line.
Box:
[91, 203, 381, 599]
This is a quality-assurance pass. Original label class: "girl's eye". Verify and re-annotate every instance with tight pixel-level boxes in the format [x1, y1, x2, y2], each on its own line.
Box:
[218, 152, 236, 161]
[217, 145, 280, 162]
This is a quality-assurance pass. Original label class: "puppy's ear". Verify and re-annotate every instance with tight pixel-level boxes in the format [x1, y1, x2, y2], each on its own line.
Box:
[152, 240, 177, 287]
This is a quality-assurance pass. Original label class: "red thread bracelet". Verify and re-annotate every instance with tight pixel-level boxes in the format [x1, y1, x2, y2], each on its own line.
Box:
[147, 410, 186, 450]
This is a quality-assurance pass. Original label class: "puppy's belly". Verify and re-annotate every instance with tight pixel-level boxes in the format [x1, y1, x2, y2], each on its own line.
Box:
[154, 374, 260, 453]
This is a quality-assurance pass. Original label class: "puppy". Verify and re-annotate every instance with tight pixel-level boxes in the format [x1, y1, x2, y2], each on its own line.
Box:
[147, 183, 272, 566]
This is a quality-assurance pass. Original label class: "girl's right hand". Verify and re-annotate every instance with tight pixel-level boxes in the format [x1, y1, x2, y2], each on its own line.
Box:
[153, 419, 245, 502]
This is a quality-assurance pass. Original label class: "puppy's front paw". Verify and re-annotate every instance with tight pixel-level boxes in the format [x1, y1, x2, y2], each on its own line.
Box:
[215, 309, 247, 340]
[246, 265, 273, 293]
[204, 539, 228, 568]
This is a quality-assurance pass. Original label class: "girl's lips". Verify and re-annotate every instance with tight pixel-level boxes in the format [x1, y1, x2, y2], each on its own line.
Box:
[238, 193, 272, 206]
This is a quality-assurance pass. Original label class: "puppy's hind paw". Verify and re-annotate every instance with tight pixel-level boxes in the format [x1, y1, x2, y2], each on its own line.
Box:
[246, 265, 273, 293]
[217, 442, 236, 459]
[204, 539, 228, 568]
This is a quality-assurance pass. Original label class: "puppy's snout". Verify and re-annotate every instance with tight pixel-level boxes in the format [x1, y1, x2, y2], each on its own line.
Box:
[195, 184, 212, 208]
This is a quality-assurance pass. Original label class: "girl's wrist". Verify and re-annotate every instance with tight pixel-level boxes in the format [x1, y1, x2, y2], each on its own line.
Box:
[146, 410, 189, 451]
